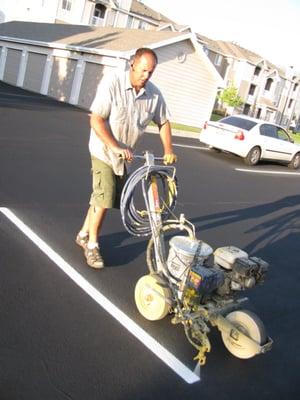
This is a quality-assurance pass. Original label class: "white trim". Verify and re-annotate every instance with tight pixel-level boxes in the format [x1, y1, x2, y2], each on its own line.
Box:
[69, 58, 86, 105]
[16, 49, 29, 87]
[0, 46, 7, 80]
[156, 23, 175, 32]
[113, 10, 120, 27]
[40, 54, 54, 95]
[122, 32, 195, 58]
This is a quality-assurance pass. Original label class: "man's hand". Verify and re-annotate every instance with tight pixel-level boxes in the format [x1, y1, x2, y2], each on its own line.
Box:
[111, 146, 133, 162]
[163, 153, 177, 165]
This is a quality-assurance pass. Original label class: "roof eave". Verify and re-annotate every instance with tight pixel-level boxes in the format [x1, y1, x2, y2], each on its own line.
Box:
[0, 35, 128, 59]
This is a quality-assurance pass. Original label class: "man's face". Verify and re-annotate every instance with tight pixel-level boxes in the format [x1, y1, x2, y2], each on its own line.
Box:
[130, 53, 157, 91]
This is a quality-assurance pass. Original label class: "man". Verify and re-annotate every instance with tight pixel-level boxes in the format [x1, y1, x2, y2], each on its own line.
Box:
[76, 47, 177, 269]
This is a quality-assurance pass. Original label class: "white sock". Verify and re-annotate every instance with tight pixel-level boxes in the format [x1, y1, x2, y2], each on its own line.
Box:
[87, 242, 99, 250]
[79, 231, 88, 238]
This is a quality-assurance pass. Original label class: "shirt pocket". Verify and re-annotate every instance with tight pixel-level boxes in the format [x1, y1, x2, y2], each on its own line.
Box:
[138, 110, 154, 129]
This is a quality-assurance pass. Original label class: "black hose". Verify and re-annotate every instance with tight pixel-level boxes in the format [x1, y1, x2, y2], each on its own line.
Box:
[120, 165, 177, 237]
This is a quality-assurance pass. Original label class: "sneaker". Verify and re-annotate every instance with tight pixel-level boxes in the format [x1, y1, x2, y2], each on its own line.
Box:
[84, 246, 104, 269]
[75, 233, 89, 249]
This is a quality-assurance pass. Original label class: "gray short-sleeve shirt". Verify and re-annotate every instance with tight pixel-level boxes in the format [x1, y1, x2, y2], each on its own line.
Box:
[89, 70, 169, 175]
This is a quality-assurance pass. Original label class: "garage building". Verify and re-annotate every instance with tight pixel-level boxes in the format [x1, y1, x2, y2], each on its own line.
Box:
[0, 21, 223, 128]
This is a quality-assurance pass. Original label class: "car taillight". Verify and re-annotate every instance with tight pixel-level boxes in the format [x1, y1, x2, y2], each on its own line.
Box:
[203, 121, 208, 129]
[234, 130, 245, 140]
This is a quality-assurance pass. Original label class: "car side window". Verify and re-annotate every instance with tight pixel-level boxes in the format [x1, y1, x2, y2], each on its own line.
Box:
[276, 128, 289, 141]
[260, 124, 277, 138]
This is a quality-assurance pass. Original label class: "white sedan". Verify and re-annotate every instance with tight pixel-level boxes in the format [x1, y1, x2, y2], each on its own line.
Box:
[199, 115, 300, 169]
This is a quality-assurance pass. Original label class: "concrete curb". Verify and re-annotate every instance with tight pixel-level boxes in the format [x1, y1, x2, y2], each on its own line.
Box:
[145, 126, 199, 139]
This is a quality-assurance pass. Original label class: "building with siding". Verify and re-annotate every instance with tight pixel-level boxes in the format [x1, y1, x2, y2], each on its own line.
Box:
[197, 34, 300, 128]
[0, 1, 179, 31]
[0, 21, 224, 128]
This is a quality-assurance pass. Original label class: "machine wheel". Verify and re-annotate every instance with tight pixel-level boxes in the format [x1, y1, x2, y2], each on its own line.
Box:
[288, 152, 300, 169]
[244, 147, 261, 166]
[134, 274, 172, 321]
[221, 310, 267, 359]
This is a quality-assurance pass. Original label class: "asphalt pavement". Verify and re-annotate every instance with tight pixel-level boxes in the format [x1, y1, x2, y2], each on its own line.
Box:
[0, 81, 299, 399]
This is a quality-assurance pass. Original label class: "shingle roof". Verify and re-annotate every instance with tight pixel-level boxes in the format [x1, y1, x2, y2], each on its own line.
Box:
[196, 33, 286, 77]
[130, 0, 173, 24]
[0, 21, 184, 52]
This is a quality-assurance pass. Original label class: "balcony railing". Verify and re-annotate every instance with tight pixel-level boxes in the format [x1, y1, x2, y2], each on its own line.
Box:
[91, 16, 105, 26]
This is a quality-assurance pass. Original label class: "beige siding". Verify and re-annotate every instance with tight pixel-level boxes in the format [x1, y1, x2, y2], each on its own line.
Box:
[48, 56, 76, 101]
[23, 52, 47, 92]
[106, 10, 116, 26]
[239, 80, 250, 100]
[152, 41, 218, 127]
[3, 48, 22, 85]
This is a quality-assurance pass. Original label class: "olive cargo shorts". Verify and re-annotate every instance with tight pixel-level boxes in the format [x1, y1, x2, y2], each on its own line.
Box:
[89, 156, 127, 209]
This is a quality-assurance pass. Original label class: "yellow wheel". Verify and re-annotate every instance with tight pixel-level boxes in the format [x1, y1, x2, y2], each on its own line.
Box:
[134, 275, 172, 321]
[221, 310, 267, 359]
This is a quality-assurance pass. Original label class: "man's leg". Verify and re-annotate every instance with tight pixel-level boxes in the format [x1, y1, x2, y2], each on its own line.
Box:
[81, 205, 106, 269]
[76, 157, 116, 269]
[87, 205, 107, 244]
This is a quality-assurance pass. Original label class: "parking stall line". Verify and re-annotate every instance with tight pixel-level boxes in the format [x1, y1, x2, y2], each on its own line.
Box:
[235, 168, 300, 176]
[173, 143, 208, 150]
[0, 207, 200, 385]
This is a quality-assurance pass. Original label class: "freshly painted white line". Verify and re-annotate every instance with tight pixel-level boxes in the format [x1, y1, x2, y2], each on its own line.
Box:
[0, 207, 200, 384]
[235, 168, 300, 176]
[173, 143, 209, 150]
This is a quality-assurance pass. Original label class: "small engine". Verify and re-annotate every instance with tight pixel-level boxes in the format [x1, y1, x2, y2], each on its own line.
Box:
[213, 246, 269, 295]
[167, 238, 269, 302]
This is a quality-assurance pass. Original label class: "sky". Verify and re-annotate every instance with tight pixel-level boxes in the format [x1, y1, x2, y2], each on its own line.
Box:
[142, 0, 300, 73]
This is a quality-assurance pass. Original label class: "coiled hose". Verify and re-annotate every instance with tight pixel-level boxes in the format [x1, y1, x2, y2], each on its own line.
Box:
[120, 164, 178, 237]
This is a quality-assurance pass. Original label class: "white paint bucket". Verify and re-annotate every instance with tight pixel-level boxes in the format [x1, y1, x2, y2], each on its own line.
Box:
[167, 236, 199, 280]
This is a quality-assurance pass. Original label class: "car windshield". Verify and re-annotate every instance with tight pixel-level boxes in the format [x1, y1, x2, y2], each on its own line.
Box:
[220, 116, 257, 131]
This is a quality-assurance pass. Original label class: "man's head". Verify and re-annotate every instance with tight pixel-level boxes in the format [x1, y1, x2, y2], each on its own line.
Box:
[129, 48, 158, 91]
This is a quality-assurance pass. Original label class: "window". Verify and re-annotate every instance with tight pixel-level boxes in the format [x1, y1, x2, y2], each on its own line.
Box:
[293, 83, 298, 91]
[264, 78, 273, 91]
[254, 66, 261, 76]
[220, 116, 257, 130]
[243, 104, 251, 115]
[249, 84, 256, 96]
[256, 108, 262, 119]
[138, 20, 147, 29]
[94, 4, 106, 19]
[260, 124, 277, 138]
[62, 0, 72, 11]
[277, 128, 289, 141]
[203, 46, 209, 56]
[126, 15, 134, 28]
[214, 54, 223, 66]
[288, 99, 293, 109]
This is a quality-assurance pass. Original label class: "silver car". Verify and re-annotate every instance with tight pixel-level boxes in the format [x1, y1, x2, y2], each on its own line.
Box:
[200, 115, 300, 169]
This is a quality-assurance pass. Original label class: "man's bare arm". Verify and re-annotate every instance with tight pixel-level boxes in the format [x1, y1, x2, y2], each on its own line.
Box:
[90, 113, 133, 161]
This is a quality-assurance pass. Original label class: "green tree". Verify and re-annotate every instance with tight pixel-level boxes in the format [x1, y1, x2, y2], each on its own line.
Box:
[217, 85, 244, 114]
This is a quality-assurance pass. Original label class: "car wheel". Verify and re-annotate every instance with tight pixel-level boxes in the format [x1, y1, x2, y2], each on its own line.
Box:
[244, 146, 261, 166]
[288, 152, 300, 169]
[209, 146, 221, 153]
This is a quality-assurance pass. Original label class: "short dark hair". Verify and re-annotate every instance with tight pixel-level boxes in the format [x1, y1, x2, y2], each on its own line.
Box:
[132, 48, 158, 64]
